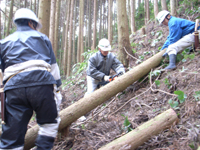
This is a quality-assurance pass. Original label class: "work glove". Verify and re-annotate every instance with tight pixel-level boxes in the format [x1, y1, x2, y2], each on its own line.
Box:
[117, 72, 124, 77]
[104, 75, 110, 81]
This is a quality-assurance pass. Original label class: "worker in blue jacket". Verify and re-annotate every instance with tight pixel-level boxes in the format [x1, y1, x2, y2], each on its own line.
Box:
[0, 8, 62, 150]
[156, 10, 200, 70]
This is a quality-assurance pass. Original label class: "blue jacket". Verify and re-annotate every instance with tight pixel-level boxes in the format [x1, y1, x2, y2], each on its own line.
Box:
[161, 16, 200, 50]
[0, 26, 62, 91]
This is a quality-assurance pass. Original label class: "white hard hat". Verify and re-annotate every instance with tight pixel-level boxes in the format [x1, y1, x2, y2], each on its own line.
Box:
[98, 38, 112, 51]
[13, 8, 42, 29]
[156, 10, 170, 24]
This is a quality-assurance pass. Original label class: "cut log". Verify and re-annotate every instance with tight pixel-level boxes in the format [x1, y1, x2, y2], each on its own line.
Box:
[98, 109, 178, 150]
[198, 146, 200, 150]
[22, 49, 166, 149]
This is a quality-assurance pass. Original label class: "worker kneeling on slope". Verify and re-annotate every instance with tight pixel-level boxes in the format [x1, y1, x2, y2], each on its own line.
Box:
[0, 8, 62, 150]
[85, 38, 125, 97]
[156, 10, 200, 71]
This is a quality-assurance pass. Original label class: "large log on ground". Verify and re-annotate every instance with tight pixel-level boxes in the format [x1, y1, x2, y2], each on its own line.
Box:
[23, 50, 166, 149]
[98, 109, 178, 150]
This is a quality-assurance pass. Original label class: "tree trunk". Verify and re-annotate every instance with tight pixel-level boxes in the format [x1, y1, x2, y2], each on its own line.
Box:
[130, 0, 136, 34]
[127, 0, 131, 31]
[161, 0, 168, 10]
[60, 0, 67, 66]
[117, 0, 132, 68]
[72, 0, 77, 64]
[92, 0, 97, 50]
[36, 0, 39, 16]
[108, 0, 113, 44]
[77, 0, 84, 63]
[54, 0, 60, 58]
[67, 0, 75, 77]
[6, 0, 14, 37]
[88, 0, 92, 48]
[80, 0, 84, 62]
[99, 0, 102, 41]
[34, 0, 37, 14]
[30, 0, 32, 10]
[138, 0, 141, 8]
[23, 49, 166, 150]
[154, 0, 159, 19]
[4, 0, 7, 37]
[49, 0, 56, 51]
[63, 0, 71, 75]
[38, 0, 51, 36]
[0, 0, 1, 40]
[99, 109, 178, 150]
[145, 0, 150, 25]
[25, 0, 27, 8]
[170, 0, 176, 16]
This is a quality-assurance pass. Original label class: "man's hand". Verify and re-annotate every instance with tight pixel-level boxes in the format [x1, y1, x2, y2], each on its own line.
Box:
[104, 75, 110, 81]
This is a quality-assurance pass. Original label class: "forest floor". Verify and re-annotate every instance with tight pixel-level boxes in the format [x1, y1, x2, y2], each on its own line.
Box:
[53, 20, 200, 150]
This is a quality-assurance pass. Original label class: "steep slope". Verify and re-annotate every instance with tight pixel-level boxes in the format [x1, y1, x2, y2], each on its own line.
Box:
[54, 21, 200, 150]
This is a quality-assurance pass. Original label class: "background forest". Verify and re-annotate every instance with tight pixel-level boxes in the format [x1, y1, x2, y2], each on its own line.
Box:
[1, 0, 199, 78]
[1, 0, 200, 150]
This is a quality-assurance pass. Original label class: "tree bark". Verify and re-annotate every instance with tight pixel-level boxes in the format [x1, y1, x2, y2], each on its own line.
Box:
[34, 0, 37, 14]
[88, 0, 92, 48]
[0, 0, 1, 40]
[92, 0, 97, 50]
[154, 0, 159, 19]
[72, 0, 77, 64]
[6, 0, 13, 37]
[108, 0, 113, 44]
[145, 0, 150, 25]
[99, 0, 102, 41]
[130, 0, 136, 34]
[63, 0, 71, 75]
[49, 0, 56, 51]
[99, 109, 178, 150]
[23, 49, 166, 150]
[54, 0, 60, 58]
[170, 0, 176, 16]
[161, 0, 168, 10]
[67, 0, 75, 77]
[117, 0, 132, 68]
[38, 0, 51, 36]
[77, 0, 84, 63]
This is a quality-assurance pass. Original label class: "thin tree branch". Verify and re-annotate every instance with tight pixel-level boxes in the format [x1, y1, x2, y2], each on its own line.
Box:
[124, 47, 142, 62]
[0, 9, 9, 18]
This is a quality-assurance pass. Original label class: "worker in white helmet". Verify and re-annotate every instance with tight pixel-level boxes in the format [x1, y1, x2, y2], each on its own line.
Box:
[84, 38, 125, 96]
[156, 10, 200, 70]
[0, 8, 62, 149]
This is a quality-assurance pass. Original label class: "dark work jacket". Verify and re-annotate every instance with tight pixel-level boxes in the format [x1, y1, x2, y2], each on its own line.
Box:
[0, 26, 61, 91]
[86, 51, 125, 81]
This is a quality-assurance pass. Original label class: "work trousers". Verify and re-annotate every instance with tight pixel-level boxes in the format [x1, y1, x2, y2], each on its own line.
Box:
[84, 76, 100, 97]
[167, 30, 200, 55]
[0, 84, 60, 150]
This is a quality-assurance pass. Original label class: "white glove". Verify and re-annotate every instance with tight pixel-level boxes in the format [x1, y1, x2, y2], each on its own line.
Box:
[104, 75, 110, 81]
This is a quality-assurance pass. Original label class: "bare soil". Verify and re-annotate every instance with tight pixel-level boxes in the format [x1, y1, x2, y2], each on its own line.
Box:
[53, 20, 200, 150]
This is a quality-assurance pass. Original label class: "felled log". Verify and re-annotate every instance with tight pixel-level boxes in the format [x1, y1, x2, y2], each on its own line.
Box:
[23, 49, 166, 149]
[99, 109, 178, 150]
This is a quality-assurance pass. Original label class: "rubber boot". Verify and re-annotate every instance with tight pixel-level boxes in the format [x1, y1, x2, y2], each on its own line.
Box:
[164, 54, 176, 70]
[35, 135, 55, 150]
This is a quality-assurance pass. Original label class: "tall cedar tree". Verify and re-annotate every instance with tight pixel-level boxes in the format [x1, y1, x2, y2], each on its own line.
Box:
[117, 0, 132, 67]
[38, 0, 51, 36]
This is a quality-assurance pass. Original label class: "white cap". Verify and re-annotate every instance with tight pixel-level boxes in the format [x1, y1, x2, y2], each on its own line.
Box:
[13, 8, 42, 29]
[156, 10, 170, 24]
[98, 38, 112, 51]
